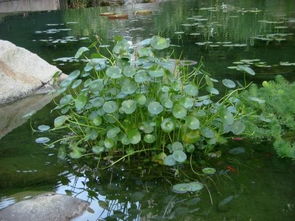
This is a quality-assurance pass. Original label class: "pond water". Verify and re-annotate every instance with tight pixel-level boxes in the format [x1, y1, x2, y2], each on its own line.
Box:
[0, 0, 295, 220]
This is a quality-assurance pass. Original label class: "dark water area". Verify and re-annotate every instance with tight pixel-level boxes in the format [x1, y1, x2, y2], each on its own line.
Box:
[0, 0, 295, 220]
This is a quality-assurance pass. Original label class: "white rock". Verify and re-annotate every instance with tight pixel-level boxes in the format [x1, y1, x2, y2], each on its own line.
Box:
[0, 40, 61, 104]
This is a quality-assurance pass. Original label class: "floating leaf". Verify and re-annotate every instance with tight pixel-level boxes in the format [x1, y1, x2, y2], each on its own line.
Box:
[161, 118, 175, 133]
[150, 36, 170, 50]
[74, 47, 89, 58]
[173, 104, 187, 119]
[38, 125, 50, 132]
[103, 101, 118, 114]
[237, 65, 255, 76]
[148, 101, 163, 115]
[202, 167, 216, 175]
[172, 181, 203, 193]
[106, 66, 122, 79]
[172, 150, 187, 163]
[54, 115, 67, 127]
[35, 137, 50, 144]
[222, 79, 236, 88]
[228, 147, 246, 155]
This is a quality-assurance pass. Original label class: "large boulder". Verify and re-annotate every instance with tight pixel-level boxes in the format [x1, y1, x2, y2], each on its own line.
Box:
[0, 193, 89, 221]
[0, 40, 61, 104]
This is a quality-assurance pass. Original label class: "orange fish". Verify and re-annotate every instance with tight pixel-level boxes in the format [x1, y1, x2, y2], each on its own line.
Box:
[226, 165, 237, 173]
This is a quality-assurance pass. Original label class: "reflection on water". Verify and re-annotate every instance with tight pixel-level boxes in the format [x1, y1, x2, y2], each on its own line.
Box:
[0, 0, 295, 220]
[0, 93, 56, 139]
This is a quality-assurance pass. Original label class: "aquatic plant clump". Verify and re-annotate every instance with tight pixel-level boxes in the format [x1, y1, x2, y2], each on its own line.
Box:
[51, 36, 248, 167]
[238, 76, 295, 159]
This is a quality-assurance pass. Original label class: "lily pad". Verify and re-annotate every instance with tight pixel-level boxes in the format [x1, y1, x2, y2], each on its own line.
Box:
[35, 137, 50, 144]
[38, 125, 50, 132]
[202, 167, 216, 175]
[163, 155, 176, 166]
[121, 100, 137, 114]
[222, 79, 236, 88]
[172, 181, 204, 193]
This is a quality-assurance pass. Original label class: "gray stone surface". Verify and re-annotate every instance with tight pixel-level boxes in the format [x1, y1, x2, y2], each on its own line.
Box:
[0, 193, 89, 221]
[0, 40, 61, 104]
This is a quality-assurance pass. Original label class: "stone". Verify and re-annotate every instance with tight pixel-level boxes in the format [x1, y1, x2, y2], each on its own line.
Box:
[0, 40, 62, 104]
[0, 193, 89, 221]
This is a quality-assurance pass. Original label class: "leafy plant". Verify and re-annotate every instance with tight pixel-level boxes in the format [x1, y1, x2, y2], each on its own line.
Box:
[238, 75, 295, 159]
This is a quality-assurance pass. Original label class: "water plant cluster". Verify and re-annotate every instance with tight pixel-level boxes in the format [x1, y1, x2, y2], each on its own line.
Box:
[238, 76, 295, 158]
[49, 36, 249, 170]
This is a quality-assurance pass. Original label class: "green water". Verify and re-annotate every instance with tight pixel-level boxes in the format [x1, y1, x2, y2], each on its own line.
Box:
[0, 0, 295, 220]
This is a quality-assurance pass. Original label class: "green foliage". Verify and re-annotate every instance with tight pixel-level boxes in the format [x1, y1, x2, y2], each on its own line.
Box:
[238, 76, 295, 159]
[50, 36, 248, 168]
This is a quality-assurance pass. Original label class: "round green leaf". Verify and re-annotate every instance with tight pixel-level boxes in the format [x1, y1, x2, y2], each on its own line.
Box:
[107, 127, 121, 138]
[173, 104, 187, 119]
[72, 79, 82, 89]
[121, 100, 137, 114]
[163, 155, 176, 166]
[35, 137, 50, 144]
[201, 127, 215, 138]
[151, 36, 170, 50]
[123, 66, 136, 77]
[172, 142, 183, 151]
[184, 84, 199, 96]
[231, 120, 245, 135]
[54, 115, 67, 128]
[136, 94, 147, 105]
[148, 101, 163, 115]
[106, 66, 122, 79]
[135, 70, 150, 83]
[60, 95, 73, 106]
[149, 69, 164, 78]
[104, 138, 115, 149]
[161, 118, 175, 133]
[38, 125, 50, 132]
[121, 79, 137, 95]
[127, 129, 141, 144]
[186, 116, 200, 130]
[75, 94, 87, 110]
[103, 101, 118, 114]
[202, 167, 216, 175]
[172, 150, 187, 163]
[222, 79, 236, 88]
[92, 146, 105, 154]
[144, 134, 156, 143]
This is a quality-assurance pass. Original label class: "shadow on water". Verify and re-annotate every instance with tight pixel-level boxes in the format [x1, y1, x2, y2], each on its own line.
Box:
[0, 0, 295, 220]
